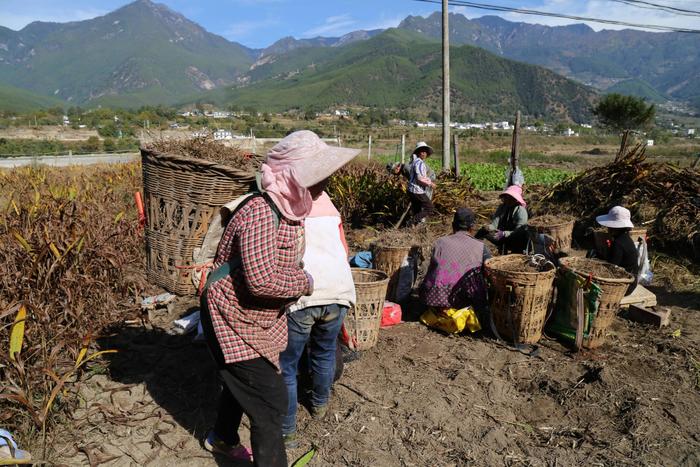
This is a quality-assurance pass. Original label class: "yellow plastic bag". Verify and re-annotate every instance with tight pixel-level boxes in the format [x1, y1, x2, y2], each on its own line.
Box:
[420, 306, 481, 334]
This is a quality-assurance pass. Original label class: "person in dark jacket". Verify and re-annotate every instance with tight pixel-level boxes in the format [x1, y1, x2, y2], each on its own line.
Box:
[478, 184, 529, 254]
[595, 206, 639, 294]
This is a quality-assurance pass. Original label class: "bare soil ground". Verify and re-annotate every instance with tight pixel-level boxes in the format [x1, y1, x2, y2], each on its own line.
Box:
[43, 274, 699, 467]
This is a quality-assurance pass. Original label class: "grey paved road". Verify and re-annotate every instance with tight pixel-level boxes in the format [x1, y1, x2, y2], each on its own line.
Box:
[0, 153, 139, 168]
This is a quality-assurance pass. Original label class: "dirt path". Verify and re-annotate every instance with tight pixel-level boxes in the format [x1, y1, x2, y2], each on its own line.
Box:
[46, 286, 699, 466]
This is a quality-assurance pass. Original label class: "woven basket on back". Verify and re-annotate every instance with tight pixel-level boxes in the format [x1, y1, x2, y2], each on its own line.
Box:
[485, 254, 556, 344]
[593, 228, 647, 260]
[344, 268, 389, 351]
[558, 257, 633, 349]
[527, 217, 575, 253]
[372, 245, 412, 301]
[141, 147, 257, 295]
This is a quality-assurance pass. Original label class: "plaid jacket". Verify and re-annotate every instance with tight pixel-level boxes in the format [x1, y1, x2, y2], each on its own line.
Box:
[206, 196, 310, 369]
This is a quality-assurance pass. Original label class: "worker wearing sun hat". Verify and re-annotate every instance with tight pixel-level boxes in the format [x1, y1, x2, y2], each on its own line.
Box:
[200, 130, 360, 466]
[406, 141, 436, 226]
[479, 184, 529, 254]
[596, 205, 639, 293]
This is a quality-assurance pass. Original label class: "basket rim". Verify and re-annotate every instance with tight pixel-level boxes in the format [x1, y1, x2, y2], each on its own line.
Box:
[485, 254, 556, 275]
[351, 267, 390, 284]
[559, 257, 634, 284]
[141, 146, 257, 181]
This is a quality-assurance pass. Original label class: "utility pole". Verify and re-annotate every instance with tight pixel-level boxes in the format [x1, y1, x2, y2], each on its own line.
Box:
[452, 134, 460, 179]
[509, 111, 521, 186]
[401, 134, 406, 164]
[367, 135, 372, 160]
[442, 0, 451, 171]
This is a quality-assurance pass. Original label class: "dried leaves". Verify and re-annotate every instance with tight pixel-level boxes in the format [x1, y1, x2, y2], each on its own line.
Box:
[145, 136, 261, 171]
[536, 144, 700, 259]
[0, 164, 146, 439]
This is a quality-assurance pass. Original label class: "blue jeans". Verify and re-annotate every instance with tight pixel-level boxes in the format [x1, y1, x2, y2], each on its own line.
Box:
[280, 303, 347, 435]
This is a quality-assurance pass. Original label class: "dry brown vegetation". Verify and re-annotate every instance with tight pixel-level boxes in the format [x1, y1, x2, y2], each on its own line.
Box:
[0, 164, 146, 451]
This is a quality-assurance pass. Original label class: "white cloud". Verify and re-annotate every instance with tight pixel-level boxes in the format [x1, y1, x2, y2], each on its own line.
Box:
[302, 14, 357, 37]
[0, 8, 108, 31]
[453, 0, 700, 32]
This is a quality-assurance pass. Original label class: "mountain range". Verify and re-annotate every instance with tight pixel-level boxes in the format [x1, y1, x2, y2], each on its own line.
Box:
[0, 0, 697, 118]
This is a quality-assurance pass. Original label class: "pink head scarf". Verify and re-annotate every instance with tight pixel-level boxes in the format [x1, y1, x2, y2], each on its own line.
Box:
[260, 131, 318, 221]
[261, 130, 360, 221]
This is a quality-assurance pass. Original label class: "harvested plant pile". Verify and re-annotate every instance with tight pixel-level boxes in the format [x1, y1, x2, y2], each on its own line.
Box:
[432, 172, 481, 215]
[536, 144, 700, 259]
[146, 137, 261, 171]
[0, 165, 146, 444]
[328, 164, 481, 227]
[328, 165, 407, 227]
[529, 214, 574, 228]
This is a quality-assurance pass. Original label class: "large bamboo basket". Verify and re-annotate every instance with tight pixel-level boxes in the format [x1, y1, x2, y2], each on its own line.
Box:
[593, 228, 647, 260]
[558, 257, 634, 349]
[344, 269, 389, 351]
[485, 254, 556, 344]
[527, 216, 575, 253]
[372, 245, 412, 301]
[141, 147, 257, 295]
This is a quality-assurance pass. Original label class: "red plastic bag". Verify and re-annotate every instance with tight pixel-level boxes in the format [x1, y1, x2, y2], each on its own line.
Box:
[381, 301, 402, 328]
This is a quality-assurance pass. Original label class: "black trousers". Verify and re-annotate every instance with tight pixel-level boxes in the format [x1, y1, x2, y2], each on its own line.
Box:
[408, 192, 434, 225]
[200, 294, 288, 467]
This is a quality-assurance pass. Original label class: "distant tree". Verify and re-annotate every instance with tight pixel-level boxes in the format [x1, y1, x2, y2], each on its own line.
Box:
[427, 110, 441, 122]
[593, 93, 655, 156]
[593, 94, 655, 132]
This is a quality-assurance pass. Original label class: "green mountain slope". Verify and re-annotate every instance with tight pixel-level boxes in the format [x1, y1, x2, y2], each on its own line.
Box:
[606, 79, 667, 103]
[0, 82, 65, 112]
[197, 29, 597, 122]
[399, 13, 700, 109]
[0, 0, 253, 106]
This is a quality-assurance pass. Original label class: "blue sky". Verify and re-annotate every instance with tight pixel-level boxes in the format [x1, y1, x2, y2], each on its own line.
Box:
[1, 0, 698, 48]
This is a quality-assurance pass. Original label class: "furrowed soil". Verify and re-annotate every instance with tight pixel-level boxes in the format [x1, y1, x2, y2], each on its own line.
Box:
[49, 284, 700, 466]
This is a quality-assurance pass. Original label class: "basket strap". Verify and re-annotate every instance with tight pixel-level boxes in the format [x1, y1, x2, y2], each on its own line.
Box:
[575, 287, 585, 351]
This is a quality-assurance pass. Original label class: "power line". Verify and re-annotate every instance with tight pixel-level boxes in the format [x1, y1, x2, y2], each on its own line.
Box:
[609, 0, 700, 17]
[413, 0, 700, 33]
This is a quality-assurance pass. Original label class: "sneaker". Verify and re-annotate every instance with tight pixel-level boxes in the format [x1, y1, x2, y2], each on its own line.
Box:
[204, 430, 253, 462]
[283, 432, 300, 449]
[310, 404, 328, 420]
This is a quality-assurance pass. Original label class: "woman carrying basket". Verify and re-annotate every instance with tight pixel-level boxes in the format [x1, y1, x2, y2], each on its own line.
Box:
[199, 131, 360, 466]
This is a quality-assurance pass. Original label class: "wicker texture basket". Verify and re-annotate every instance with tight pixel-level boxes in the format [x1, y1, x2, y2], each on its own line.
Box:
[141, 148, 257, 295]
[593, 228, 647, 260]
[527, 217, 575, 253]
[558, 257, 633, 348]
[372, 245, 412, 301]
[344, 268, 389, 351]
[485, 254, 556, 344]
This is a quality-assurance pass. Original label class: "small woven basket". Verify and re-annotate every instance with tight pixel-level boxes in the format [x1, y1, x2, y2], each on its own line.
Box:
[141, 147, 257, 295]
[485, 254, 556, 344]
[527, 216, 575, 253]
[593, 228, 647, 260]
[558, 257, 634, 348]
[372, 245, 412, 301]
[344, 268, 389, 351]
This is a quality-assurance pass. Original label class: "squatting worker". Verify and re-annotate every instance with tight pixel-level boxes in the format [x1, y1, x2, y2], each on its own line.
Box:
[420, 207, 491, 312]
[480, 184, 529, 254]
[407, 141, 436, 225]
[595, 205, 640, 294]
[199, 131, 360, 466]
